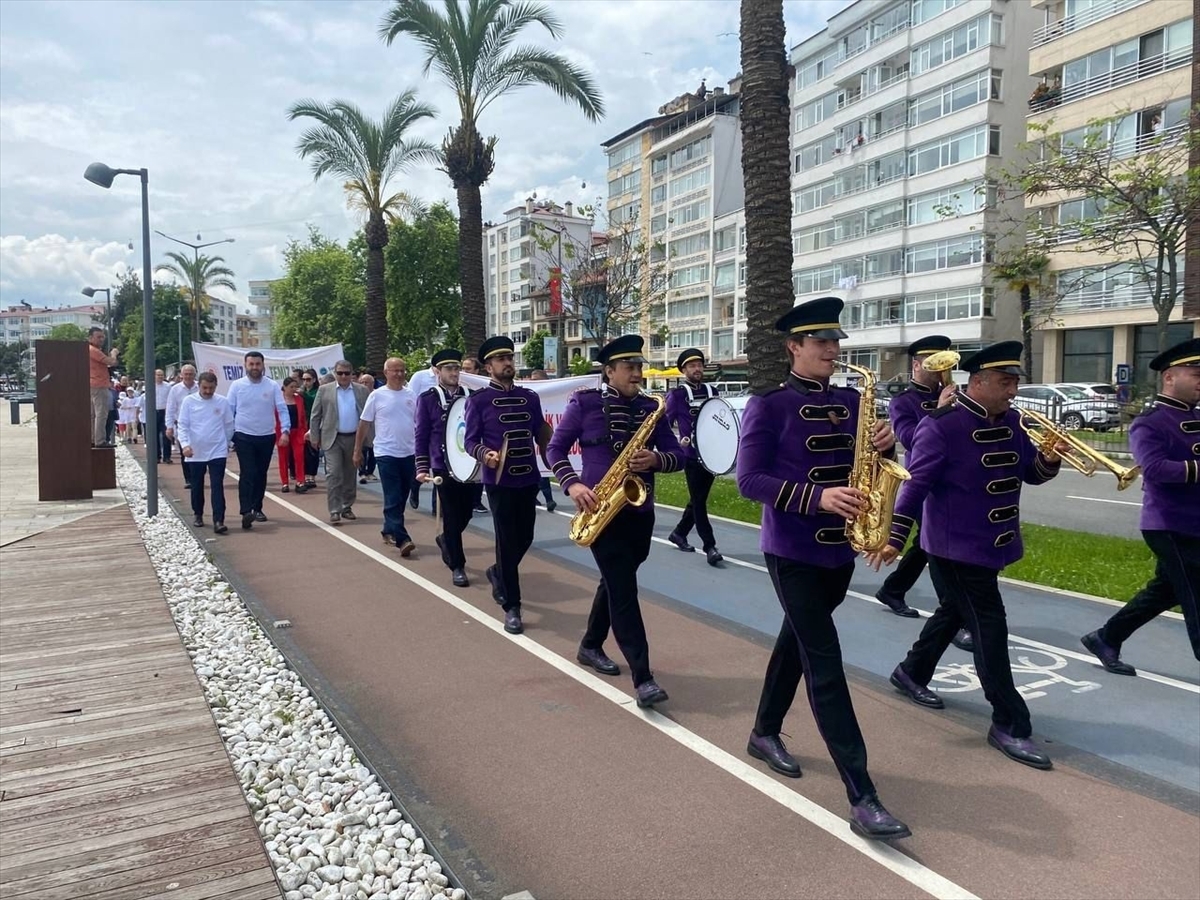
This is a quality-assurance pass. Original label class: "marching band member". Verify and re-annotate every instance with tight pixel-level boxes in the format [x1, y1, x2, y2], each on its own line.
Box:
[737, 297, 910, 841]
[666, 348, 724, 566]
[415, 348, 474, 588]
[547, 335, 683, 707]
[1082, 337, 1199, 672]
[465, 336, 551, 634]
[870, 341, 1064, 771]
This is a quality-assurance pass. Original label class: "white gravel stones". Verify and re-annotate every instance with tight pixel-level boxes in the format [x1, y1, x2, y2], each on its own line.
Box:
[115, 449, 458, 900]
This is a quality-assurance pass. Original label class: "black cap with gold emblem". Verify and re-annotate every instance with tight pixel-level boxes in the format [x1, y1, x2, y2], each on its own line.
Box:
[598, 334, 646, 366]
[1149, 337, 1200, 372]
[478, 335, 515, 362]
[775, 296, 848, 340]
[960, 341, 1026, 377]
[431, 348, 463, 368]
[676, 348, 705, 369]
[907, 335, 952, 357]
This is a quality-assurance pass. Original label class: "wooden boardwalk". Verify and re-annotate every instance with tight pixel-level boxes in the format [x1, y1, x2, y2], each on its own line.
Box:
[0, 506, 280, 900]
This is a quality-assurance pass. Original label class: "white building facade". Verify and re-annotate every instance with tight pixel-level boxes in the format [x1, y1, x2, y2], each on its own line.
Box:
[206, 296, 238, 347]
[790, 0, 1037, 379]
[1, 303, 104, 344]
[248, 279, 276, 349]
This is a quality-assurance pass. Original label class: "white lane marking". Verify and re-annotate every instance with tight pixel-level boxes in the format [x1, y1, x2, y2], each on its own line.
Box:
[227, 476, 976, 900]
[1067, 495, 1142, 507]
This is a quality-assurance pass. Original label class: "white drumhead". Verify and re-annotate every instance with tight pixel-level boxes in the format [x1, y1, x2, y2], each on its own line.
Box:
[444, 395, 480, 483]
[693, 397, 740, 475]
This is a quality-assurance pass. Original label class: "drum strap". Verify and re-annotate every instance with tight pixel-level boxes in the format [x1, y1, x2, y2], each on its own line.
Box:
[683, 382, 715, 407]
[434, 384, 469, 412]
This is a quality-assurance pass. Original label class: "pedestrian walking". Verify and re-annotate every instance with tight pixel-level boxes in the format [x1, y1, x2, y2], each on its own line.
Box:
[227, 350, 290, 530]
[177, 372, 234, 534]
[308, 360, 369, 524]
[88, 327, 119, 446]
[356, 358, 417, 554]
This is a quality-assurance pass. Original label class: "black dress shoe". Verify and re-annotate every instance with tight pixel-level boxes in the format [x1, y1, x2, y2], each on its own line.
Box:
[241, 513, 254, 530]
[435, 535, 450, 566]
[253, 510, 268, 522]
[635, 679, 669, 708]
[193, 515, 205, 527]
[705, 546, 723, 566]
[398, 540, 415, 558]
[889, 666, 945, 709]
[546, 500, 557, 513]
[576, 646, 620, 676]
[667, 531, 695, 552]
[988, 725, 1052, 770]
[473, 503, 489, 514]
[850, 794, 911, 841]
[503, 608, 523, 635]
[875, 590, 920, 618]
[408, 492, 420, 510]
[452, 568, 469, 588]
[1081, 631, 1137, 676]
[486, 566, 506, 606]
[213, 521, 228, 535]
[294, 483, 310, 494]
[952, 628, 975, 652]
[747, 732, 801, 778]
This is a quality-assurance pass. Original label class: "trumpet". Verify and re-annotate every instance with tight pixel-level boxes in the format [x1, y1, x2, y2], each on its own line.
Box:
[1014, 405, 1141, 491]
[922, 350, 960, 388]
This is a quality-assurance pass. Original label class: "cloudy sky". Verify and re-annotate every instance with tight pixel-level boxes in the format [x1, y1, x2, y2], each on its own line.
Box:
[0, 0, 847, 312]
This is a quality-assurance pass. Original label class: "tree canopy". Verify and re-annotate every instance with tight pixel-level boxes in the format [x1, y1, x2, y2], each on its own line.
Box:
[47, 323, 88, 341]
[118, 283, 211, 377]
[383, 202, 462, 354]
[271, 227, 367, 364]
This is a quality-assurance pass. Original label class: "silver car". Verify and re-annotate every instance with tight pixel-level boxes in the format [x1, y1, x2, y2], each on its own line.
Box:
[1016, 384, 1121, 431]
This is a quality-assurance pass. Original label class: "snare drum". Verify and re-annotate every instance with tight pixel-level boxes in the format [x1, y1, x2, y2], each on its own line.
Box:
[444, 395, 481, 483]
[693, 397, 741, 476]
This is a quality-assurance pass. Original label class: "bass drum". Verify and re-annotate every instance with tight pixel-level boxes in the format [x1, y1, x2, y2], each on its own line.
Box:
[693, 397, 741, 476]
[444, 395, 481, 483]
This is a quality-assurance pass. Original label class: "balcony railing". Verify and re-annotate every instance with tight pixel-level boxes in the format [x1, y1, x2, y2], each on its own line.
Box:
[1030, 47, 1192, 113]
[1031, 0, 1151, 48]
[1040, 287, 1154, 313]
[836, 69, 909, 111]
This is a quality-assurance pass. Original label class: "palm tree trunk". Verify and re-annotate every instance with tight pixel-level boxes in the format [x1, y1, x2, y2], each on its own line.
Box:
[457, 182, 486, 357]
[1020, 283, 1033, 377]
[364, 211, 389, 373]
[739, 0, 794, 395]
[1184, 15, 1199, 320]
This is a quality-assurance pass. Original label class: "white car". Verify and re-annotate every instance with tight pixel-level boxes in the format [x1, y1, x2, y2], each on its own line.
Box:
[1059, 382, 1119, 402]
[1015, 384, 1121, 431]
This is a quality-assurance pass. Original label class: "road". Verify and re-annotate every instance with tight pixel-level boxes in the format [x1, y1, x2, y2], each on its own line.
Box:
[149, 453, 1199, 900]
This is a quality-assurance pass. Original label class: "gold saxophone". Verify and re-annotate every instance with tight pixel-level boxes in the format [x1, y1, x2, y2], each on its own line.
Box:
[569, 393, 666, 548]
[839, 361, 911, 553]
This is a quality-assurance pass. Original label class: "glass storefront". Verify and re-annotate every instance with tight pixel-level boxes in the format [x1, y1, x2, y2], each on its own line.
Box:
[1062, 328, 1113, 382]
[1134, 323, 1194, 391]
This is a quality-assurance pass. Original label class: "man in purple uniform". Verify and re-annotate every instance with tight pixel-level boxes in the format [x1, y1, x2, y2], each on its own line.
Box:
[1081, 337, 1199, 672]
[872, 341, 1064, 771]
[665, 347, 723, 566]
[415, 348, 474, 588]
[737, 296, 910, 842]
[465, 336, 551, 634]
[547, 335, 683, 708]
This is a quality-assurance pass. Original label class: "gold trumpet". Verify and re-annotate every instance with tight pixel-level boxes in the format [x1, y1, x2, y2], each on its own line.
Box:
[1014, 405, 1141, 491]
[921, 350, 960, 387]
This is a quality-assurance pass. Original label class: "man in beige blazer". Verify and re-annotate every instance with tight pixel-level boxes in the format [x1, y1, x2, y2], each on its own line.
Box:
[308, 360, 370, 523]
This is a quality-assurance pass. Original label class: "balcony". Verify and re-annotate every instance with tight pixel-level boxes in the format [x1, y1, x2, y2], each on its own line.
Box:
[1031, 0, 1152, 48]
[1030, 47, 1192, 114]
[1037, 286, 1154, 313]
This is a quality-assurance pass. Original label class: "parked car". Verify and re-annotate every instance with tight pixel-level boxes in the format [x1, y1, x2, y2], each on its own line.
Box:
[1059, 382, 1119, 402]
[1015, 383, 1121, 431]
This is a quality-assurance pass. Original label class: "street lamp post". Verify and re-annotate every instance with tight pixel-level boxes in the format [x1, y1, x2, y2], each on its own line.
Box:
[85, 162, 159, 517]
[81, 286, 112, 351]
[174, 312, 183, 369]
[155, 231, 235, 341]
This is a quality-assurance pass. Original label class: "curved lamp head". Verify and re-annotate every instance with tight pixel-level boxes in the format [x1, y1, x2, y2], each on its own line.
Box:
[81, 287, 97, 297]
[84, 162, 117, 189]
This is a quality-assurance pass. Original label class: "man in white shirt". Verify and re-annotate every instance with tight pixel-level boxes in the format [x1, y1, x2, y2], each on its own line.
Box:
[405, 361, 438, 511]
[309, 359, 369, 524]
[165, 365, 199, 487]
[177, 372, 236, 534]
[226, 351, 289, 530]
[152, 369, 173, 464]
[355, 358, 417, 554]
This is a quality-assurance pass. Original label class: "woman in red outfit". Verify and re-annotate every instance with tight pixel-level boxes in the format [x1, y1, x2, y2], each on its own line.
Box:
[275, 377, 310, 493]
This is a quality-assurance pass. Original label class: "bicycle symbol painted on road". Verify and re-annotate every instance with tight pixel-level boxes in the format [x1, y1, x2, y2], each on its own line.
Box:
[930, 645, 1101, 701]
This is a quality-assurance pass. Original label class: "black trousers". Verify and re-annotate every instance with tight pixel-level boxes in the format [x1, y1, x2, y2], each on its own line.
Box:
[303, 443, 319, 479]
[901, 555, 1031, 738]
[155, 409, 171, 461]
[233, 432, 275, 516]
[486, 483, 539, 611]
[673, 460, 716, 550]
[879, 516, 929, 601]
[755, 556, 875, 804]
[1101, 530, 1200, 660]
[358, 445, 376, 478]
[187, 458, 227, 521]
[584, 507, 656, 687]
[435, 470, 475, 570]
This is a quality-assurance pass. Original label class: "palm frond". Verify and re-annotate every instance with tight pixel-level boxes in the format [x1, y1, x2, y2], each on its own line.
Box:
[380, 0, 466, 100]
[479, 46, 604, 121]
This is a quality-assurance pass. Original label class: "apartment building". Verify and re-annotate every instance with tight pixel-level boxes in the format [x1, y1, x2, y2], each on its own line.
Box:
[1, 303, 104, 344]
[789, 0, 1036, 379]
[248, 279, 276, 349]
[1025, 0, 1196, 388]
[482, 199, 594, 368]
[205, 296, 237, 347]
[236, 315, 260, 348]
[600, 81, 745, 369]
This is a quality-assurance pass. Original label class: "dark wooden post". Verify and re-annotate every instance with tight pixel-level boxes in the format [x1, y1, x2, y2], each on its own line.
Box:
[35, 341, 94, 501]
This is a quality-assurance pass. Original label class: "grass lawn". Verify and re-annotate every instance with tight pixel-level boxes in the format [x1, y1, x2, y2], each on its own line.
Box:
[652, 472, 1154, 601]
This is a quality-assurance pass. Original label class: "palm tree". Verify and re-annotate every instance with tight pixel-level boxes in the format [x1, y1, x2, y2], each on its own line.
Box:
[379, 0, 605, 356]
[154, 252, 236, 341]
[993, 250, 1050, 378]
[738, 0, 795, 394]
[288, 91, 439, 371]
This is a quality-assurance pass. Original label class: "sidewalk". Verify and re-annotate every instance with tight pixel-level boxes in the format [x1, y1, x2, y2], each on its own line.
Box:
[0, 420, 280, 899]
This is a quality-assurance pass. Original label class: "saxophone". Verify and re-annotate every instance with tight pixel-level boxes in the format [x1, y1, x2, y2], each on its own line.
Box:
[839, 361, 911, 553]
[569, 393, 666, 548]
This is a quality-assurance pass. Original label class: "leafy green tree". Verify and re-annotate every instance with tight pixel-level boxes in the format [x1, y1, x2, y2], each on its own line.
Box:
[118, 284, 210, 377]
[105, 270, 144, 340]
[383, 202, 462, 353]
[379, 0, 605, 356]
[0, 341, 29, 384]
[288, 92, 439, 372]
[271, 228, 367, 365]
[47, 323, 88, 341]
[523, 329, 550, 370]
[567, 354, 594, 376]
[154, 252, 236, 340]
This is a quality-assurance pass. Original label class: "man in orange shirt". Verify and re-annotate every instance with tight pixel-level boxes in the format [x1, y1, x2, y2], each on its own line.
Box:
[88, 327, 119, 446]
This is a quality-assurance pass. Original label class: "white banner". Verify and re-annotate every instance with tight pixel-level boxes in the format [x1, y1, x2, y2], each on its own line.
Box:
[192, 343, 345, 395]
[460, 372, 600, 476]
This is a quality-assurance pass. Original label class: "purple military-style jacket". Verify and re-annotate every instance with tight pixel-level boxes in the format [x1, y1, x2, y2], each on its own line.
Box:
[464, 379, 545, 489]
[737, 372, 883, 568]
[665, 382, 718, 463]
[1131, 394, 1200, 537]
[887, 391, 1061, 570]
[546, 386, 683, 514]
[414, 384, 468, 476]
[888, 380, 940, 450]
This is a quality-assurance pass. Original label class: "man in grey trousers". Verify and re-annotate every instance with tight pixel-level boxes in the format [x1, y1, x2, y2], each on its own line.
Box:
[308, 360, 369, 524]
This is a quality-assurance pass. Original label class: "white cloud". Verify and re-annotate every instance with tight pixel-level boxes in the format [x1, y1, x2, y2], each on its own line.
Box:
[0, 235, 133, 303]
[0, 37, 79, 72]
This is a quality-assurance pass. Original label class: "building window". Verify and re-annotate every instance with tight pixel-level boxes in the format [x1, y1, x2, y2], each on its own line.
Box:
[668, 328, 709, 349]
[908, 68, 997, 127]
[907, 181, 989, 225]
[669, 232, 709, 258]
[910, 13, 1002, 77]
[670, 135, 711, 169]
[714, 227, 737, 252]
[714, 262, 736, 292]
[651, 214, 667, 234]
[1133, 323, 1193, 390]
[607, 138, 640, 168]
[671, 264, 709, 288]
[1062, 328, 1114, 383]
[667, 296, 710, 319]
[903, 286, 990, 323]
[673, 198, 709, 226]
[799, 92, 838, 129]
[651, 155, 667, 175]
[669, 167, 710, 199]
[910, 0, 967, 27]
[796, 46, 838, 89]
[907, 125, 996, 177]
[905, 235, 985, 273]
[650, 184, 667, 204]
[608, 169, 641, 198]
